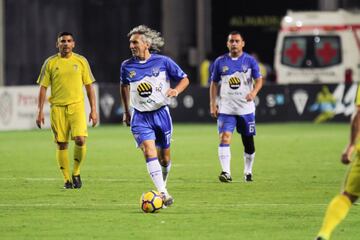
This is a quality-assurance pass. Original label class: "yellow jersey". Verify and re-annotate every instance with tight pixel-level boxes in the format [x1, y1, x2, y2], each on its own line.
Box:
[37, 53, 95, 106]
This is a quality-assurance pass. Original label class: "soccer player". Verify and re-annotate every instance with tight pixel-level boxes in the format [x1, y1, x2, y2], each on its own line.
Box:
[315, 92, 360, 239]
[120, 25, 189, 207]
[36, 32, 98, 189]
[209, 31, 263, 182]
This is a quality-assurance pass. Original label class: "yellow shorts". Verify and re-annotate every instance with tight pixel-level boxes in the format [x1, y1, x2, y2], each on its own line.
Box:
[344, 151, 360, 196]
[50, 102, 88, 142]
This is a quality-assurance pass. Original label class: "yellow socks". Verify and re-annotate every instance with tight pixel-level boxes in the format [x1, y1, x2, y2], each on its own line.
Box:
[73, 144, 86, 176]
[317, 194, 352, 239]
[56, 149, 70, 182]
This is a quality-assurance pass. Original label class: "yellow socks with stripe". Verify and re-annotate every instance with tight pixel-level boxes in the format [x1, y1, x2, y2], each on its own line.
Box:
[73, 144, 87, 176]
[317, 194, 352, 239]
[56, 149, 71, 182]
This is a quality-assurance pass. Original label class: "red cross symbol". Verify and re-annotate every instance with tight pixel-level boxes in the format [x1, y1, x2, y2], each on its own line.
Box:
[285, 42, 304, 64]
[316, 42, 337, 64]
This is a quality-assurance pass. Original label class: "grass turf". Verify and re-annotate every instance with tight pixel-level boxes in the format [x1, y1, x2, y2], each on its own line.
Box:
[0, 123, 359, 239]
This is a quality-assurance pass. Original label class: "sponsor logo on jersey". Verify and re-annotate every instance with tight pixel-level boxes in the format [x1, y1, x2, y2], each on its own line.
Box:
[129, 71, 136, 78]
[152, 68, 160, 77]
[137, 82, 152, 97]
[222, 66, 229, 73]
[229, 77, 241, 89]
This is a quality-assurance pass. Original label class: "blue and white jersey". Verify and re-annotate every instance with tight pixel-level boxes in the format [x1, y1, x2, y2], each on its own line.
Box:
[120, 54, 187, 112]
[211, 52, 261, 115]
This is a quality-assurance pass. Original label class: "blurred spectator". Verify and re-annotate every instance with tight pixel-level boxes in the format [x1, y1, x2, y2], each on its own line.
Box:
[251, 52, 273, 83]
[200, 53, 214, 87]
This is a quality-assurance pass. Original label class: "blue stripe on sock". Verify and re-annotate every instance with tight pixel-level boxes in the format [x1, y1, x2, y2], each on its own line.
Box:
[146, 157, 158, 162]
[219, 143, 230, 147]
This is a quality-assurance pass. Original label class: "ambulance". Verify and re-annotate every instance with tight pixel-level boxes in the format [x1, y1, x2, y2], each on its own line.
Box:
[274, 9, 360, 84]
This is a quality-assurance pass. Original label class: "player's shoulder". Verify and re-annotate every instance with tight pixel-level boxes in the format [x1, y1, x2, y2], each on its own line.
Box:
[215, 54, 228, 62]
[241, 52, 256, 62]
[43, 54, 58, 65]
[72, 53, 89, 63]
[150, 53, 173, 64]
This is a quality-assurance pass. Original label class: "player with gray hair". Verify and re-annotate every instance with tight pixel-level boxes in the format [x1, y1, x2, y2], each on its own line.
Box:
[127, 25, 164, 52]
[120, 25, 189, 207]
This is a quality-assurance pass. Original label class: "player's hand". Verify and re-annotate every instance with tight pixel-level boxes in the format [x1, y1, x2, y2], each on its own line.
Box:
[245, 92, 256, 102]
[123, 111, 131, 127]
[36, 111, 44, 129]
[210, 104, 218, 118]
[166, 88, 179, 98]
[341, 144, 354, 165]
[89, 110, 98, 127]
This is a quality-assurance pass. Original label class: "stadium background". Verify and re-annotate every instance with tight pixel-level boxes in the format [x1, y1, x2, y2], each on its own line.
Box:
[1, 0, 360, 128]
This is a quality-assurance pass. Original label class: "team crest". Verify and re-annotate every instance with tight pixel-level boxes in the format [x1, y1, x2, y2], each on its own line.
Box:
[242, 65, 248, 73]
[73, 64, 78, 71]
[129, 71, 136, 78]
[137, 82, 152, 97]
[152, 68, 160, 77]
[229, 77, 241, 89]
[222, 66, 229, 73]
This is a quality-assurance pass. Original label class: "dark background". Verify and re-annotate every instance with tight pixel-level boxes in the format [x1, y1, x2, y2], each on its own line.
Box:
[4, 0, 360, 85]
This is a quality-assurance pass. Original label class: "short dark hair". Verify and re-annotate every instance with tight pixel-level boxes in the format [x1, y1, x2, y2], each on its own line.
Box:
[57, 32, 74, 40]
[228, 31, 244, 40]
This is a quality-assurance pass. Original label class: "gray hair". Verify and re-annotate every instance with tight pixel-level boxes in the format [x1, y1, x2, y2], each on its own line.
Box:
[127, 25, 164, 52]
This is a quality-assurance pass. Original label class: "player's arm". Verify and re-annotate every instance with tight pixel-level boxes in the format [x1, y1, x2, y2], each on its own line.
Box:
[120, 83, 131, 126]
[341, 106, 360, 164]
[246, 76, 263, 102]
[36, 86, 47, 128]
[166, 77, 189, 97]
[85, 84, 98, 127]
[209, 81, 219, 118]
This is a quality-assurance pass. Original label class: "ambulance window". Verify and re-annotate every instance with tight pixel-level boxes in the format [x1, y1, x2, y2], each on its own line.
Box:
[281, 36, 342, 68]
[281, 37, 306, 67]
[314, 36, 341, 67]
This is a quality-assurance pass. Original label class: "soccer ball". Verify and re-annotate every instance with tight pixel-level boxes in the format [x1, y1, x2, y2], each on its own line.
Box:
[140, 190, 164, 213]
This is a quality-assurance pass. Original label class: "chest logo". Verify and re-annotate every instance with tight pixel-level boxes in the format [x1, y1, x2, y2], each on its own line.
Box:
[152, 68, 160, 77]
[129, 71, 136, 78]
[73, 64, 78, 71]
[222, 66, 229, 73]
[229, 77, 241, 89]
[137, 82, 152, 97]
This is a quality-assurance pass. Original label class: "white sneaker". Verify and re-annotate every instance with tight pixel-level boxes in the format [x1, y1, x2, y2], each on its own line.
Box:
[161, 192, 174, 207]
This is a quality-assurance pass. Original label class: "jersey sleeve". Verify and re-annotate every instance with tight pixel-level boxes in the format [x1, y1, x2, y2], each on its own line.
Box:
[250, 57, 261, 80]
[82, 57, 96, 85]
[36, 59, 51, 87]
[210, 58, 221, 83]
[120, 61, 130, 85]
[165, 57, 187, 82]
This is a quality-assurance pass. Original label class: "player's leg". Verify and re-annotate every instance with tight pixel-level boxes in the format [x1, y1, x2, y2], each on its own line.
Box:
[316, 152, 360, 240]
[157, 147, 171, 185]
[140, 140, 168, 195]
[217, 114, 235, 182]
[51, 106, 71, 188]
[237, 113, 256, 182]
[154, 106, 173, 185]
[131, 110, 169, 199]
[68, 102, 88, 189]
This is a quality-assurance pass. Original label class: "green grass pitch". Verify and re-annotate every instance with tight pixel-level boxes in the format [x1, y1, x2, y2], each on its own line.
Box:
[0, 123, 359, 239]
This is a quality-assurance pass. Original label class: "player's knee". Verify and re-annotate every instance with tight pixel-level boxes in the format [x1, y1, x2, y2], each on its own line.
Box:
[343, 191, 359, 203]
[74, 136, 86, 146]
[220, 132, 232, 144]
[57, 142, 68, 150]
[143, 147, 157, 158]
[158, 150, 171, 166]
[243, 136, 255, 154]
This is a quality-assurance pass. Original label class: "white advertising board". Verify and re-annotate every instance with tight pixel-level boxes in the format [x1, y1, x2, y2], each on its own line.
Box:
[0, 85, 99, 131]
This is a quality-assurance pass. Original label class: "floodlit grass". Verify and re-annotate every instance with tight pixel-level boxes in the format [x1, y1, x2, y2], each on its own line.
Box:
[0, 123, 359, 239]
